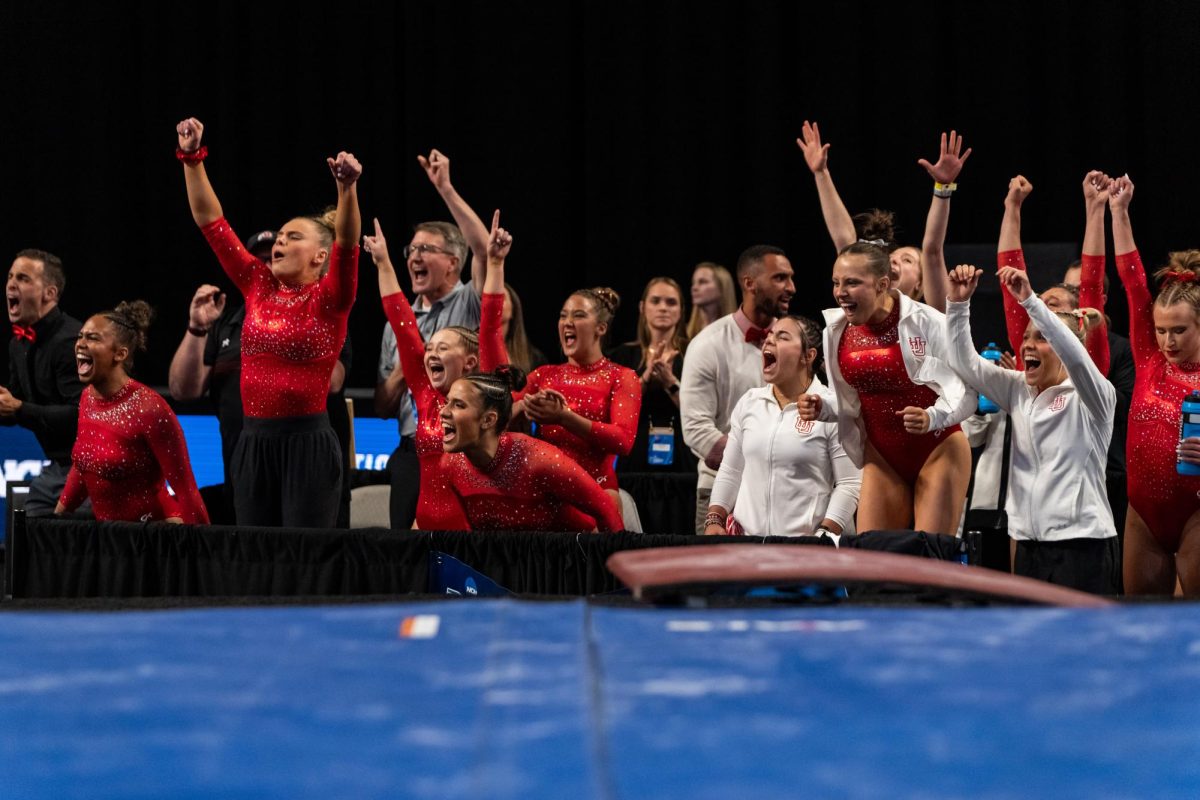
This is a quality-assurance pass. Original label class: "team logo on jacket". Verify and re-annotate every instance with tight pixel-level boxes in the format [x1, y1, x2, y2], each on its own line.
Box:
[1049, 395, 1067, 412]
[795, 419, 814, 435]
[907, 337, 927, 357]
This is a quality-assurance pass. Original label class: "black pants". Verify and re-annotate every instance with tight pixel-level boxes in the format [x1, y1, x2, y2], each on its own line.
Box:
[1014, 537, 1121, 595]
[388, 437, 419, 530]
[232, 414, 342, 529]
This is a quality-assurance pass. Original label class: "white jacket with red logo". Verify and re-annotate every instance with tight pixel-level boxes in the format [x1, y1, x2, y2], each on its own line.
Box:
[946, 294, 1116, 541]
[820, 292, 977, 468]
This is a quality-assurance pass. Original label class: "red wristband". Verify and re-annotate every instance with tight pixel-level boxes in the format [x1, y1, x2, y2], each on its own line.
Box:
[176, 145, 208, 164]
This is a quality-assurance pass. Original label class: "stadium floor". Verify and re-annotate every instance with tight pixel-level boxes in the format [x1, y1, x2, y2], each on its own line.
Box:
[2, 598, 1198, 798]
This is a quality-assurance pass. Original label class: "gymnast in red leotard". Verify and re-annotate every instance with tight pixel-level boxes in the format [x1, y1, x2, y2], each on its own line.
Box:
[511, 287, 641, 508]
[440, 367, 624, 533]
[1106, 175, 1200, 595]
[997, 173, 1110, 374]
[364, 212, 512, 530]
[56, 301, 208, 524]
[799, 216, 975, 536]
[177, 117, 360, 528]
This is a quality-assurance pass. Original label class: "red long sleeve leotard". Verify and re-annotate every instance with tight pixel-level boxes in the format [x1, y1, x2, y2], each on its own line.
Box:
[999, 249, 1110, 374]
[517, 359, 641, 488]
[837, 301, 961, 484]
[1117, 249, 1200, 550]
[60, 380, 209, 523]
[442, 433, 623, 532]
[202, 218, 357, 418]
[382, 290, 508, 530]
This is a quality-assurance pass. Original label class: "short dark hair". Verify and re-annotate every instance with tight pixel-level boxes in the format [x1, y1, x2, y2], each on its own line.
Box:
[15, 248, 65, 298]
[736, 245, 786, 280]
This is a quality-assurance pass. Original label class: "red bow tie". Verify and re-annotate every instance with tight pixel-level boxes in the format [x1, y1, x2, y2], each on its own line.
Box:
[11, 324, 36, 343]
[744, 326, 768, 345]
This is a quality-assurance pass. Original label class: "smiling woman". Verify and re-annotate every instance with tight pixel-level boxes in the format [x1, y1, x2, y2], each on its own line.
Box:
[512, 286, 642, 504]
[175, 117, 360, 528]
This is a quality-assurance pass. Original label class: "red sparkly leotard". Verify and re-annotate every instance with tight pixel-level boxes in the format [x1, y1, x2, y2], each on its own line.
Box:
[382, 290, 508, 530]
[517, 359, 641, 488]
[442, 433, 623, 532]
[202, 218, 357, 418]
[1000, 249, 1110, 374]
[60, 380, 209, 523]
[1117, 249, 1200, 550]
[837, 300, 961, 484]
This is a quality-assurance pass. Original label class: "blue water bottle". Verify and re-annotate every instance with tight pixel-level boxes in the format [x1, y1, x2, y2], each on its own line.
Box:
[1178, 391, 1200, 476]
[977, 342, 1002, 414]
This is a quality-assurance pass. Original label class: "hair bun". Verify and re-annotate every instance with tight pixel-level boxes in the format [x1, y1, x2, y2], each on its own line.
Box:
[494, 363, 527, 393]
[588, 286, 621, 316]
[113, 300, 155, 346]
[852, 209, 897, 250]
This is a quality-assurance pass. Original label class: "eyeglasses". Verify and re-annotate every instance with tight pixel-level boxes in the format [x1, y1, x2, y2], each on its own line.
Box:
[403, 243, 454, 259]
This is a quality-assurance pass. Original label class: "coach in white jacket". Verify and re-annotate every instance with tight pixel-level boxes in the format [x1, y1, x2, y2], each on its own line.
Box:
[946, 264, 1118, 594]
[681, 245, 795, 533]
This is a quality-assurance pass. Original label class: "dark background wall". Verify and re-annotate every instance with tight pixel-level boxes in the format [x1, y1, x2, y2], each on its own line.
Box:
[2, 1, 1197, 392]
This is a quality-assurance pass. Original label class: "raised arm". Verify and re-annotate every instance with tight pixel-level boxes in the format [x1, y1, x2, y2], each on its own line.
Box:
[176, 118, 223, 227]
[418, 149, 491, 294]
[364, 219, 434, 400]
[168, 285, 224, 400]
[945, 265, 1021, 413]
[480, 211, 512, 370]
[796, 121, 856, 252]
[915, 130, 972, 312]
[324, 151, 362, 312]
[1079, 171, 1111, 374]
[998, 175, 1034, 361]
[1003, 267, 1115, 419]
[1108, 174, 1155, 362]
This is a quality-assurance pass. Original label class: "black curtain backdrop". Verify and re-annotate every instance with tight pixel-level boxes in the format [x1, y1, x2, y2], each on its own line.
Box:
[3, 1, 1197, 389]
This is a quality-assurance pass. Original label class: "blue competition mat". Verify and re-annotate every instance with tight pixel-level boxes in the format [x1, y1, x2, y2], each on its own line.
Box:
[1, 600, 1198, 799]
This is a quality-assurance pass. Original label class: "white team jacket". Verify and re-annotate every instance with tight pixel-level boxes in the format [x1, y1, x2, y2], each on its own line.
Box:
[946, 295, 1116, 541]
[820, 292, 977, 468]
[710, 377, 861, 536]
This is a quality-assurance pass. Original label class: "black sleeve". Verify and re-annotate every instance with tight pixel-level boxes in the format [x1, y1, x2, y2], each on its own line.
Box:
[1106, 333, 1136, 405]
[12, 337, 81, 435]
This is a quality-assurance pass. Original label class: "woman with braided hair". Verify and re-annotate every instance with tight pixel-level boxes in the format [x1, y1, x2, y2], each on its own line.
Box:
[1107, 175, 1200, 595]
[364, 211, 512, 530]
[56, 301, 208, 524]
[439, 367, 623, 532]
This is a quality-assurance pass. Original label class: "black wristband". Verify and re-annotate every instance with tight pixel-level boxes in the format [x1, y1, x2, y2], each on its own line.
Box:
[188, 325, 209, 337]
[667, 383, 680, 395]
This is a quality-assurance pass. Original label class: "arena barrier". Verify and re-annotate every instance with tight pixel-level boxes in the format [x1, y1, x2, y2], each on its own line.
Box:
[3, 513, 964, 600]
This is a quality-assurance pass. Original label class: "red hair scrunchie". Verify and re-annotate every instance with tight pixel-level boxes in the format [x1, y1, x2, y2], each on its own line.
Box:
[1164, 270, 1198, 284]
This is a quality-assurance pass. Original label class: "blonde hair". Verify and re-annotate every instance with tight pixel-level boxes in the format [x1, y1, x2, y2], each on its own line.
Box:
[1050, 307, 1104, 344]
[686, 262, 737, 339]
[1154, 250, 1200, 316]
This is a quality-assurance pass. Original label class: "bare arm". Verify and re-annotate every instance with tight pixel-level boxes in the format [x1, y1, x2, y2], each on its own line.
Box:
[168, 285, 225, 400]
[327, 152, 362, 249]
[915, 131, 972, 312]
[176, 118, 223, 227]
[419, 149, 491, 294]
[796, 121, 856, 252]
